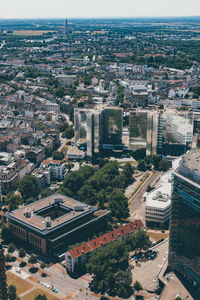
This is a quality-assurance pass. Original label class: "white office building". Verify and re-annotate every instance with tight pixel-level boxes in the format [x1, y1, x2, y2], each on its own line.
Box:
[145, 172, 171, 224]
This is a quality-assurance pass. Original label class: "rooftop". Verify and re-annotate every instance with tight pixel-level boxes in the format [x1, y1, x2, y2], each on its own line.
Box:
[180, 149, 200, 176]
[146, 172, 172, 209]
[68, 220, 143, 259]
[7, 194, 95, 232]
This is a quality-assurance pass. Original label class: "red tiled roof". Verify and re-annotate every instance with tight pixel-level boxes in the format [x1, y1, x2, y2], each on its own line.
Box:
[42, 159, 61, 166]
[69, 220, 143, 259]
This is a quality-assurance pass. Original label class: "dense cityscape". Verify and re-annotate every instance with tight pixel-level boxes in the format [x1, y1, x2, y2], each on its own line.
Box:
[0, 16, 200, 300]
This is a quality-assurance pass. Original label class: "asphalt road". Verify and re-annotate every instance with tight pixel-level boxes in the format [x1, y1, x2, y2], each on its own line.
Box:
[129, 172, 161, 223]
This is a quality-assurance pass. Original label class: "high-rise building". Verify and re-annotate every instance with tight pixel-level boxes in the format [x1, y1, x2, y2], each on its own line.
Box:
[129, 109, 193, 157]
[101, 107, 123, 149]
[0, 244, 8, 300]
[74, 107, 123, 156]
[169, 149, 200, 289]
[129, 111, 147, 151]
[162, 111, 193, 156]
[65, 19, 68, 34]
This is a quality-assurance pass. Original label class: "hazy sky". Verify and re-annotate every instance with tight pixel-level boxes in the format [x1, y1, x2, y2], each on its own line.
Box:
[0, 0, 200, 19]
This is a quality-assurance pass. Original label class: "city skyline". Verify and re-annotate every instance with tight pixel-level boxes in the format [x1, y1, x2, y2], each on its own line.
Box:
[0, 0, 200, 19]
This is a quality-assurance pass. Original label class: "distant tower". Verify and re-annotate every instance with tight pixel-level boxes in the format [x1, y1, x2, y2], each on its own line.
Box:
[65, 19, 68, 34]
[0, 244, 8, 300]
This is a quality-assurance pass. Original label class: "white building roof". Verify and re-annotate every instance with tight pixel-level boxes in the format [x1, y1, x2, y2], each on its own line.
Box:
[146, 173, 172, 209]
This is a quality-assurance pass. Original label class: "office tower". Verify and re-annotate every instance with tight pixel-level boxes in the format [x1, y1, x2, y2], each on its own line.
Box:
[162, 111, 193, 156]
[65, 19, 68, 34]
[129, 111, 147, 151]
[74, 107, 123, 156]
[169, 149, 200, 287]
[87, 110, 102, 157]
[101, 107, 123, 148]
[146, 111, 159, 156]
[129, 110, 163, 156]
[0, 244, 8, 300]
[74, 108, 88, 141]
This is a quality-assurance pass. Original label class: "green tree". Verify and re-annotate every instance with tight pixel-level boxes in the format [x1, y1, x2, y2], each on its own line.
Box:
[28, 254, 37, 265]
[87, 240, 132, 298]
[5, 253, 12, 262]
[19, 175, 40, 200]
[138, 160, 146, 172]
[35, 295, 47, 300]
[52, 150, 64, 160]
[63, 126, 74, 139]
[8, 243, 16, 254]
[126, 230, 152, 251]
[8, 284, 19, 300]
[159, 159, 170, 172]
[5, 193, 21, 211]
[108, 190, 129, 219]
[40, 263, 46, 269]
[133, 280, 143, 295]
[18, 248, 26, 259]
[1, 225, 10, 242]
[59, 122, 69, 132]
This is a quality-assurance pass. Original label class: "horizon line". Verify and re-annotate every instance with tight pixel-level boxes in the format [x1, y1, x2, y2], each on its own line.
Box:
[0, 15, 200, 20]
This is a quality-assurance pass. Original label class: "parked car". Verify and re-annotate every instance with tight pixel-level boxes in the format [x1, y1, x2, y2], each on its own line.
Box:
[52, 288, 58, 293]
[150, 251, 157, 260]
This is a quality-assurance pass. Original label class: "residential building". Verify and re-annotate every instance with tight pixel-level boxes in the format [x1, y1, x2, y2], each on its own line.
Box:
[56, 75, 77, 87]
[65, 220, 143, 273]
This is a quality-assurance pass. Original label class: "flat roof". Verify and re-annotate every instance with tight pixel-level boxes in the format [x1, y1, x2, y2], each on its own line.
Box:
[146, 172, 171, 209]
[180, 149, 200, 176]
[7, 194, 95, 234]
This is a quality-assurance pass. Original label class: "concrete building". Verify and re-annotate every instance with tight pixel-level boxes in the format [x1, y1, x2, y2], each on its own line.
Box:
[145, 172, 171, 225]
[6, 194, 110, 258]
[56, 75, 77, 87]
[169, 149, 200, 290]
[67, 146, 86, 160]
[65, 220, 143, 273]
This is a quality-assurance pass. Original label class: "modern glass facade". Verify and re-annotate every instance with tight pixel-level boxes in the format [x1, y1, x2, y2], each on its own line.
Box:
[146, 111, 159, 156]
[169, 152, 200, 288]
[129, 111, 147, 151]
[101, 108, 123, 146]
[162, 111, 193, 156]
[75, 107, 123, 156]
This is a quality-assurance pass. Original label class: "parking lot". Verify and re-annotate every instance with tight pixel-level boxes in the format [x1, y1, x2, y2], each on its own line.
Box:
[131, 239, 169, 291]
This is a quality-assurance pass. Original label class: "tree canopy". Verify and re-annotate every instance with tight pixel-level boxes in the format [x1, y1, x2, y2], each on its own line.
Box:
[86, 240, 133, 298]
[19, 175, 40, 200]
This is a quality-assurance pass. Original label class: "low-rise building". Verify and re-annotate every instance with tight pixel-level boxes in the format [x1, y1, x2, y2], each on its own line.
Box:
[145, 173, 171, 225]
[67, 146, 86, 160]
[65, 220, 143, 273]
[6, 194, 111, 257]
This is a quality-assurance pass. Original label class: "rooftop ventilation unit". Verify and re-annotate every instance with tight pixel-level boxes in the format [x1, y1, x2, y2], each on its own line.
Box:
[54, 198, 63, 204]
[45, 217, 51, 227]
[74, 205, 84, 212]
[24, 208, 31, 218]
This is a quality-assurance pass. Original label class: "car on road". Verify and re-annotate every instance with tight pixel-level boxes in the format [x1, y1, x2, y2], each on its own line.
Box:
[52, 288, 58, 293]
[150, 251, 158, 260]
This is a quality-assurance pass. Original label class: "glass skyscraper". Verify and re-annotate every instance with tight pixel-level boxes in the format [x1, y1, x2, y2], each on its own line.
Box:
[129, 111, 147, 151]
[74, 107, 123, 156]
[169, 149, 200, 289]
[101, 107, 123, 147]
